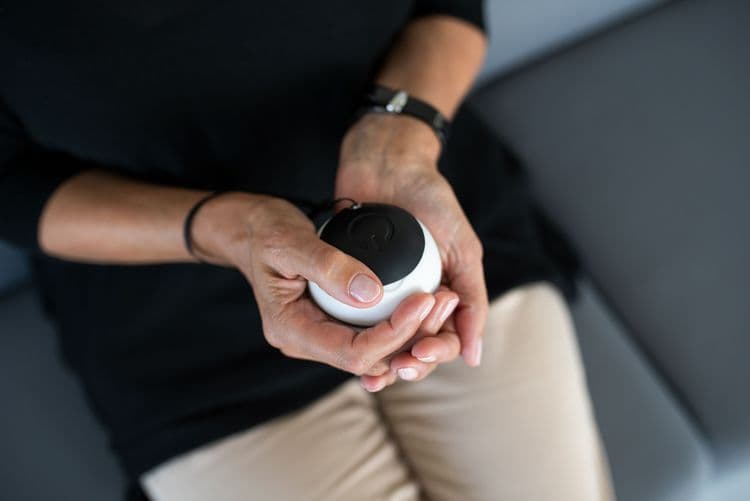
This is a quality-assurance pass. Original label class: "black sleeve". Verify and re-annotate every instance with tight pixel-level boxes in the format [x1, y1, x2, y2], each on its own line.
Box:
[410, 0, 486, 33]
[0, 100, 82, 251]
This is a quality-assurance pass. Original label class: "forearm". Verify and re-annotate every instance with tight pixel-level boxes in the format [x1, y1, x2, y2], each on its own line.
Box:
[376, 15, 486, 119]
[352, 15, 486, 164]
[38, 170, 255, 265]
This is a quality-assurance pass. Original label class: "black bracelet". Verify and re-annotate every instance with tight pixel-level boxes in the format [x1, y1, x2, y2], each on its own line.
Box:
[183, 191, 228, 263]
[183, 193, 355, 262]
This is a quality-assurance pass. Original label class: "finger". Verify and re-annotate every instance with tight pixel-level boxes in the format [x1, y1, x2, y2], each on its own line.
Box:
[446, 260, 488, 367]
[410, 322, 462, 364]
[278, 234, 383, 308]
[363, 289, 455, 374]
[274, 293, 434, 375]
[360, 369, 398, 393]
[261, 297, 358, 366]
[363, 358, 391, 377]
[419, 288, 459, 335]
[384, 287, 457, 356]
[389, 352, 437, 382]
[349, 293, 435, 373]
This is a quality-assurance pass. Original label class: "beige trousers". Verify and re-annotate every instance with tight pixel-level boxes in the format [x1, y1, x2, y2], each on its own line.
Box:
[141, 283, 615, 501]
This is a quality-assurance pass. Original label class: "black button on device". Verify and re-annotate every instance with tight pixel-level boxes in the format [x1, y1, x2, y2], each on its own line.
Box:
[347, 213, 394, 252]
[320, 203, 425, 285]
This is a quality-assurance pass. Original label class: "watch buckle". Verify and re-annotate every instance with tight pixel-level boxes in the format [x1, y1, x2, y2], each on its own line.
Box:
[385, 91, 408, 113]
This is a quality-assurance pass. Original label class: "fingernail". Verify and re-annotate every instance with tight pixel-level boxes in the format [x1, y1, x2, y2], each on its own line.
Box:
[440, 298, 459, 324]
[349, 274, 381, 303]
[417, 354, 436, 363]
[364, 380, 385, 392]
[418, 298, 436, 321]
[474, 339, 483, 366]
[398, 368, 419, 381]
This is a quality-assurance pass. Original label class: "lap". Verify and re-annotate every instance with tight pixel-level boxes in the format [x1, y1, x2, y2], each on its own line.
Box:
[375, 282, 614, 501]
[141, 282, 613, 501]
[141, 380, 419, 501]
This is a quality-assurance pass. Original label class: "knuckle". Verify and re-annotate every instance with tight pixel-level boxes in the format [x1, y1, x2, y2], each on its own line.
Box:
[338, 351, 370, 375]
[468, 237, 484, 261]
[261, 311, 288, 350]
[263, 325, 283, 349]
[349, 359, 369, 376]
[258, 228, 290, 261]
[316, 246, 346, 279]
[263, 228, 287, 248]
[279, 345, 303, 360]
[366, 361, 389, 376]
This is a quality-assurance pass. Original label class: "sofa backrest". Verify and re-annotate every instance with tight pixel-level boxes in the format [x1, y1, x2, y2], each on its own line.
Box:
[473, 0, 750, 468]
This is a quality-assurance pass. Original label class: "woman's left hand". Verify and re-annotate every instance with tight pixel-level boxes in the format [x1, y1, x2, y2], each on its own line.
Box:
[335, 113, 488, 391]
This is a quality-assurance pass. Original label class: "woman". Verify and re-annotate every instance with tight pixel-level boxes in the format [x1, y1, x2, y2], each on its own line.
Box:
[0, 1, 614, 499]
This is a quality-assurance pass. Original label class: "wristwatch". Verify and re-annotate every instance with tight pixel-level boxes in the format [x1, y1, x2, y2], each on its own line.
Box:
[360, 84, 451, 147]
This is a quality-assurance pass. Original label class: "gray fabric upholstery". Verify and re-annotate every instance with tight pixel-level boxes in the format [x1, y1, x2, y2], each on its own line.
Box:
[0, 242, 28, 295]
[572, 280, 710, 501]
[472, 0, 750, 468]
[0, 287, 124, 500]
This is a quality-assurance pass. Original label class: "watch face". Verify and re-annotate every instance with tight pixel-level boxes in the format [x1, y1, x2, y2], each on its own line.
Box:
[319, 203, 425, 285]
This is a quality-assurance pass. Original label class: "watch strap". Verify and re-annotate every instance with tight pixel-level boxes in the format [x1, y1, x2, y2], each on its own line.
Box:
[362, 85, 451, 147]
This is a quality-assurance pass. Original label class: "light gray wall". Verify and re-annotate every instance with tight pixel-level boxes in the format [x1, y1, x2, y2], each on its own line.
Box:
[480, 0, 664, 83]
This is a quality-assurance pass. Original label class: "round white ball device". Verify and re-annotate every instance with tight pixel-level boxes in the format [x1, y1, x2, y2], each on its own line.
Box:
[308, 203, 442, 326]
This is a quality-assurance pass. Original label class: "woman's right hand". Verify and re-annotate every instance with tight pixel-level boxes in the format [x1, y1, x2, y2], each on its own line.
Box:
[189, 192, 443, 377]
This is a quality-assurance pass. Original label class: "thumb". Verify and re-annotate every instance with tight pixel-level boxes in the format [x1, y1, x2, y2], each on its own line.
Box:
[292, 236, 383, 308]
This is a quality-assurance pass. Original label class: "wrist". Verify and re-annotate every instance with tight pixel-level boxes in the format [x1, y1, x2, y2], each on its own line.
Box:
[342, 113, 441, 168]
[189, 191, 262, 267]
[362, 84, 452, 148]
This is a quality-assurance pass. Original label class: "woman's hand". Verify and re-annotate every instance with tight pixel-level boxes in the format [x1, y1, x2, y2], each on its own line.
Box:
[189, 192, 438, 377]
[336, 113, 489, 387]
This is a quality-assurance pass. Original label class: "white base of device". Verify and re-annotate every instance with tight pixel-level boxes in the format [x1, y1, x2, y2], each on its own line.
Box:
[308, 221, 442, 327]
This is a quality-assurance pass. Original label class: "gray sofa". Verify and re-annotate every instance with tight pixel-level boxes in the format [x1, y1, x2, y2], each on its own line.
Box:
[2, 0, 748, 499]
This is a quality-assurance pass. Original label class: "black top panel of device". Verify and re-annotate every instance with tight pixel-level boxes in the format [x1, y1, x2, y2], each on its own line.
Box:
[320, 203, 425, 285]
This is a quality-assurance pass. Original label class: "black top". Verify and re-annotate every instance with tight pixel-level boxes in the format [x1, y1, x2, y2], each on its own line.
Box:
[0, 0, 569, 484]
[320, 203, 426, 285]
